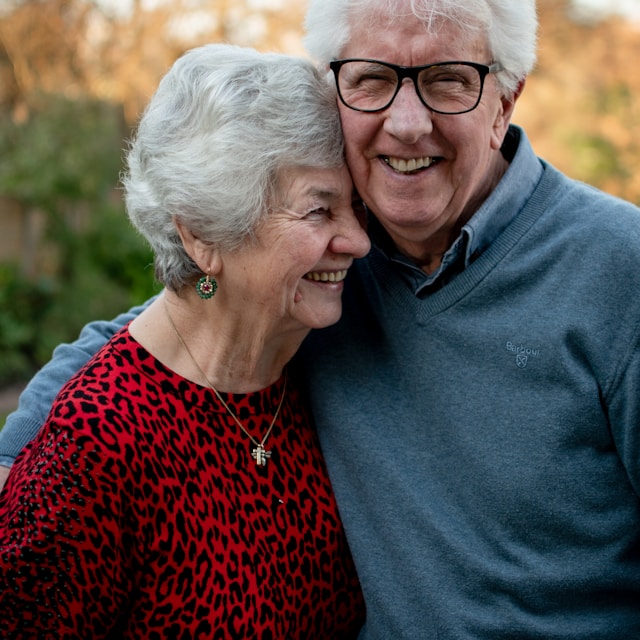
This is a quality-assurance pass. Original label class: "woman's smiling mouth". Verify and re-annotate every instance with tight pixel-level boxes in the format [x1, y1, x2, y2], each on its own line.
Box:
[304, 269, 349, 282]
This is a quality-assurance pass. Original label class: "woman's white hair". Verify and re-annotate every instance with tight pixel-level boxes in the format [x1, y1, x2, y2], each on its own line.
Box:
[122, 44, 344, 291]
[304, 0, 538, 96]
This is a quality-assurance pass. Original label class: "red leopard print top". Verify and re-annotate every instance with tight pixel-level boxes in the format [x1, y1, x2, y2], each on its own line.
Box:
[0, 329, 365, 638]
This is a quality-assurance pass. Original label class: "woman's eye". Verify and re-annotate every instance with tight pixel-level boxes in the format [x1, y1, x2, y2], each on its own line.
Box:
[305, 207, 330, 217]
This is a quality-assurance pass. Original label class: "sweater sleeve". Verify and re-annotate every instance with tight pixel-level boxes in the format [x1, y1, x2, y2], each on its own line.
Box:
[0, 296, 157, 466]
[0, 402, 134, 636]
[606, 316, 640, 498]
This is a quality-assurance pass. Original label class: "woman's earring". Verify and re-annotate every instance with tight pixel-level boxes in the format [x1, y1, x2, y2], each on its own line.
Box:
[196, 274, 217, 299]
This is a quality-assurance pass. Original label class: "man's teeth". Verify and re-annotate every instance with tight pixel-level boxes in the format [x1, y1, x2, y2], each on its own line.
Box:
[304, 269, 348, 282]
[384, 156, 434, 173]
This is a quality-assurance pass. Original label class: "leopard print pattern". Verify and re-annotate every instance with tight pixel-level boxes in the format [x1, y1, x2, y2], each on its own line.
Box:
[0, 329, 365, 638]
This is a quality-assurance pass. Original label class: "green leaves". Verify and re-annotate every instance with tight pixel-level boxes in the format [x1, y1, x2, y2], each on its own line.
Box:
[0, 94, 158, 386]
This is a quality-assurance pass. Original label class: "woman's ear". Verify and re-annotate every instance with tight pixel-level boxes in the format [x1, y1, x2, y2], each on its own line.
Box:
[173, 217, 221, 275]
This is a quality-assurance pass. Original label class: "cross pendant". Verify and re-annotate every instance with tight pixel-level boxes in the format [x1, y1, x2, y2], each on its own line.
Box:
[252, 444, 272, 467]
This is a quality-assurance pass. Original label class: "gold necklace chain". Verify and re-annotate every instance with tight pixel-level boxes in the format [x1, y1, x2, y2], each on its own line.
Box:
[164, 299, 287, 467]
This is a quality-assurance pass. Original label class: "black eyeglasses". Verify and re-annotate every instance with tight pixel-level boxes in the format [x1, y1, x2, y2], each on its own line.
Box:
[329, 59, 503, 115]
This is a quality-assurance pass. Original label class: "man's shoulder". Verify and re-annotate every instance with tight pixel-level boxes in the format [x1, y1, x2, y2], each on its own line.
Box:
[538, 163, 640, 236]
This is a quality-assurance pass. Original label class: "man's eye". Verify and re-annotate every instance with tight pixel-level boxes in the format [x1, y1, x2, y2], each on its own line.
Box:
[360, 72, 393, 82]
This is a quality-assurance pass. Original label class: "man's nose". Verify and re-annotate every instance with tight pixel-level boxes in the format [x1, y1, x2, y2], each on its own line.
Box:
[383, 79, 434, 143]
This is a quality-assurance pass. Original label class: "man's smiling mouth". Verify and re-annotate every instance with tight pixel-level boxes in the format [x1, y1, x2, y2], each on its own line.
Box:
[383, 156, 437, 174]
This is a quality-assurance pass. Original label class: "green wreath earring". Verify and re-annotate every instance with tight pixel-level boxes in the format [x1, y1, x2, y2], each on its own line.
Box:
[196, 274, 217, 299]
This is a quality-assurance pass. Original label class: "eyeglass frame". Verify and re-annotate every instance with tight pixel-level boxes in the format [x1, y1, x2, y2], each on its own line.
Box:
[329, 59, 504, 115]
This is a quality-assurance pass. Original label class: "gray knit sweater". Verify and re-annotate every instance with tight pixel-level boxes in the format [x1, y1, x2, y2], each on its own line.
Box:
[299, 128, 640, 639]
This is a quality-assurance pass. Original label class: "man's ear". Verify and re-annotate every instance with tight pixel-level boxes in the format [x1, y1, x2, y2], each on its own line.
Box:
[491, 78, 526, 150]
[503, 78, 526, 119]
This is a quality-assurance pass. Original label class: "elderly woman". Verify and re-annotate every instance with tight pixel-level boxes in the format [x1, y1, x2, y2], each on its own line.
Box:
[0, 44, 369, 637]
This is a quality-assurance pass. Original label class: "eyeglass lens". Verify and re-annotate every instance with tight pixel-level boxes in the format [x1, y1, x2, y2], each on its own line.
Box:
[336, 61, 485, 114]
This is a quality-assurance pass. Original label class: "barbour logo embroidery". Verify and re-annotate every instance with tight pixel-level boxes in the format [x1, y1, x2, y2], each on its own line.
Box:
[506, 341, 541, 368]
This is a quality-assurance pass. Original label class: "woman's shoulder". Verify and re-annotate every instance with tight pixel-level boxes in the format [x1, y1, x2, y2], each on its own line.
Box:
[48, 329, 183, 446]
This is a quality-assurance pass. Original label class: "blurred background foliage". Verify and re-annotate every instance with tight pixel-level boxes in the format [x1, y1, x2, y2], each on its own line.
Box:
[0, 0, 638, 389]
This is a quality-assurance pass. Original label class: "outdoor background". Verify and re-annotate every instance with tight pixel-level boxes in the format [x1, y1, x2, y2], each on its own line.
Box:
[0, 0, 639, 421]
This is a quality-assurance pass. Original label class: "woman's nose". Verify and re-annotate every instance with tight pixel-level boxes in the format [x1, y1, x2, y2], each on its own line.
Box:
[332, 211, 371, 258]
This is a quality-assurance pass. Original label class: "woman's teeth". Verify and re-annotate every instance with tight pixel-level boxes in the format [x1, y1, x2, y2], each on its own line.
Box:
[304, 269, 348, 282]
